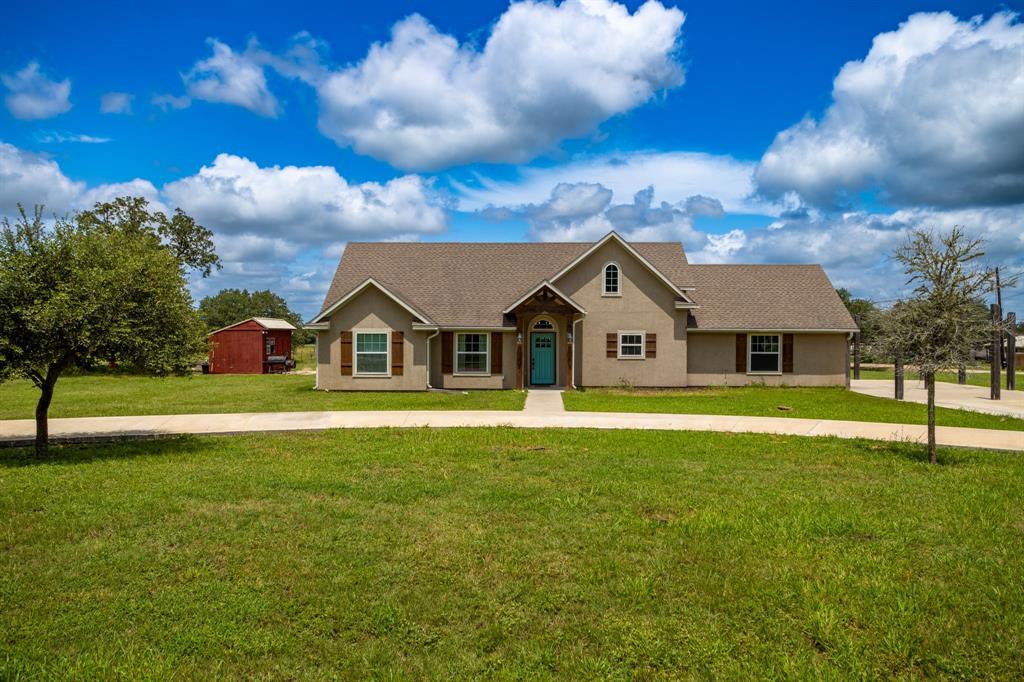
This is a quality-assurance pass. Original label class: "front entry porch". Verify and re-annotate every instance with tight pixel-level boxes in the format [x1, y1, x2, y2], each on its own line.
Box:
[504, 281, 585, 390]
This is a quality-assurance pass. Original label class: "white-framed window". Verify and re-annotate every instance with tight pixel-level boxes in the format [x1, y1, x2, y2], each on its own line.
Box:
[354, 329, 390, 376]
[455, 332, 490, 375]
[618, 331, 645, 359]
[748, 334, 781, 374]
[265, 336, 276, 355]
[603, 262, 621, 296]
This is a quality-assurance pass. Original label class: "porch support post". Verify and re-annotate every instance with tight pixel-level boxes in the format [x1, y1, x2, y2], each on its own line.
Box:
[565, 314, 573, 390]
[516, 315, 525, 390]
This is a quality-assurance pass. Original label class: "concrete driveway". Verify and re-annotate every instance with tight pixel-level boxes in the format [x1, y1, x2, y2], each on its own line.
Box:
[1, 404, 1021, 452]
[851, 379, 1024, 418]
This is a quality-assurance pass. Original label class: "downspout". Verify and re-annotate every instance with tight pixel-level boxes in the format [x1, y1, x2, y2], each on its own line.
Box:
[313, 330, 320, 390]
[571, 315, 584, 389]
[425, 328, 440, 389]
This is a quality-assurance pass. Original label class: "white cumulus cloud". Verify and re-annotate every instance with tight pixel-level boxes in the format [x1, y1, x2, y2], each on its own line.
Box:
[162, 153, 447, 244]
[1, 61, 72, 120]
[312, 0, 685, 170]
[756, 11, 1024, 208]
[100, 92, 133, 114]
[183, 39, 279, 117]
[486, 181, 725, 244]
[459, 150, 766, 216]
[0, 142, 84, 214]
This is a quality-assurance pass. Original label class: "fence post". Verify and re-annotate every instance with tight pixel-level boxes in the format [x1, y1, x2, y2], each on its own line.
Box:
[991, 303, 1001, 400]
[895, 357, 904, 400]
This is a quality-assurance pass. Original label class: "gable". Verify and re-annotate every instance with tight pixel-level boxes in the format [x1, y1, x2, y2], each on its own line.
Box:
[553, 238, 687, 316]
[549, 232, 691, 301]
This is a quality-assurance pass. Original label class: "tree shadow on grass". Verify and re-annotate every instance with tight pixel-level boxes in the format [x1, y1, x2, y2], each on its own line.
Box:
[0, 435, 211, 468]
[846, 437, 988, 466]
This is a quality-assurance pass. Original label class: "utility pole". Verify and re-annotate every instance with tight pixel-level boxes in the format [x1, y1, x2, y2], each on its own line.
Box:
[991, 303, 1001, 400]
[1008, 312, 1017, 391]
[995, 268, 1004, 369]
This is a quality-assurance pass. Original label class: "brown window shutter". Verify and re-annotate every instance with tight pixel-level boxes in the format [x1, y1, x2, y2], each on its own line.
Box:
[735, 333, 747, 373]
[645, 333, 656, 359]
[782, 333, 794, 373]
[441, 332, 453, 374]
[391, 331, 404, 376]
[340, 330, 353, 376]
[490, 332, 502, 374]
[606, 333, 617, 358]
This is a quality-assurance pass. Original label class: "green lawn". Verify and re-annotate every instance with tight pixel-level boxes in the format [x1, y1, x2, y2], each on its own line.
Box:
[2, 429, 1022, 678]
[563, 386, 1024, 431]
[855, 367, 1011, 389]
[0, 374, 524, 419]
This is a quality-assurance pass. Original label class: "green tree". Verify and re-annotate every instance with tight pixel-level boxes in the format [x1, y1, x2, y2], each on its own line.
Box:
[198, 289, 310, 343]
[875, 228, 1010, 463]
[0, 198, 219, 455]
[836, 287, 881, 352]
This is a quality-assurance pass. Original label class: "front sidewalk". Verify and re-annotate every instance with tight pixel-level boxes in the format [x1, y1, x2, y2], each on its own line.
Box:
[1, 406, 1021, 451]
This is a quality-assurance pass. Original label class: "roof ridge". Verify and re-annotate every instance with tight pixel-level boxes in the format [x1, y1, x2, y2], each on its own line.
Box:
[343, 240, 684, 247]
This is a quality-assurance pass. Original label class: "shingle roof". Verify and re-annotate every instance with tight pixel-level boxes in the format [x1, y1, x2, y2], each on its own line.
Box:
[317, 241, 691, 327]
[315, 238, 857, 332]
[686, 265, 858, 331]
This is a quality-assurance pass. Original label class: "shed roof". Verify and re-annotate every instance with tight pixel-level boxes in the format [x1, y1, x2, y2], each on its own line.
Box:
[208, 317, 297, 335]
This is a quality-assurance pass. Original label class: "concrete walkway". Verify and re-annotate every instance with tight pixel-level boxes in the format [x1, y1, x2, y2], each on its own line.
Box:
[851, 379, 1024, 418]
[1, 406, 1021, 452]
[523, 389, 566, 414]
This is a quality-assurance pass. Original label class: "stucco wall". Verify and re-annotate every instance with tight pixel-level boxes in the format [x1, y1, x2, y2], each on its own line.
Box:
[316, 286, 427, 390]
[686, 332, 848, 387]
[429, 331, 516, 389]
[554, 240, 688, 387]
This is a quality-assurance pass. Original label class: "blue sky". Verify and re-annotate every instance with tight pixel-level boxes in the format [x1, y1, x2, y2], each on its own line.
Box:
[3, 0, 1022, 318]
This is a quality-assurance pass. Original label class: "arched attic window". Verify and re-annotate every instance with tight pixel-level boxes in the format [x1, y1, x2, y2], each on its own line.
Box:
[603, 262, 620, 296]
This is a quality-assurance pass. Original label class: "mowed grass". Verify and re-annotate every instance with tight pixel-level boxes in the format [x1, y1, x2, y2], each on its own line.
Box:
[2, 428, 1023, 678]
[0, 373, 524, 419]
[563, 386, 1024, 431]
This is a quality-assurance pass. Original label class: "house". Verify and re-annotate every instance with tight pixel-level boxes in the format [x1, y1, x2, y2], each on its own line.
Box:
[306, 232, 858, 390]
[207, 317, 296, 374]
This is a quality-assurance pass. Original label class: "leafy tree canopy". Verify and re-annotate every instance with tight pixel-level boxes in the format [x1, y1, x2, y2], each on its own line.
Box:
[0, 197, 219, 454]
[873, 228, 1012, 463]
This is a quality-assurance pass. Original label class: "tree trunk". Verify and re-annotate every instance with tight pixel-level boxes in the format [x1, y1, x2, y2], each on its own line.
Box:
[925, 370, 937, 464]
[35, 380, 54, 457]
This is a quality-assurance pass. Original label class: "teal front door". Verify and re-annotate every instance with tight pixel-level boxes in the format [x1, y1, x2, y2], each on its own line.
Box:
[531, 333, 556, 385]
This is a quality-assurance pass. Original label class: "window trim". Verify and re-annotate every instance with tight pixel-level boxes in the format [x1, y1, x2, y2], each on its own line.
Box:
[747, 332, 782, 375]
[602, 261, 622, 297]
[453, 331, 491, 377]
[353, 328, 391, 378]
[617, 330, 645, 360]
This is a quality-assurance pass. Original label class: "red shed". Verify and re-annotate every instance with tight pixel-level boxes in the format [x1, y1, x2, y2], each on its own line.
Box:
[207, 317, 297, 374]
